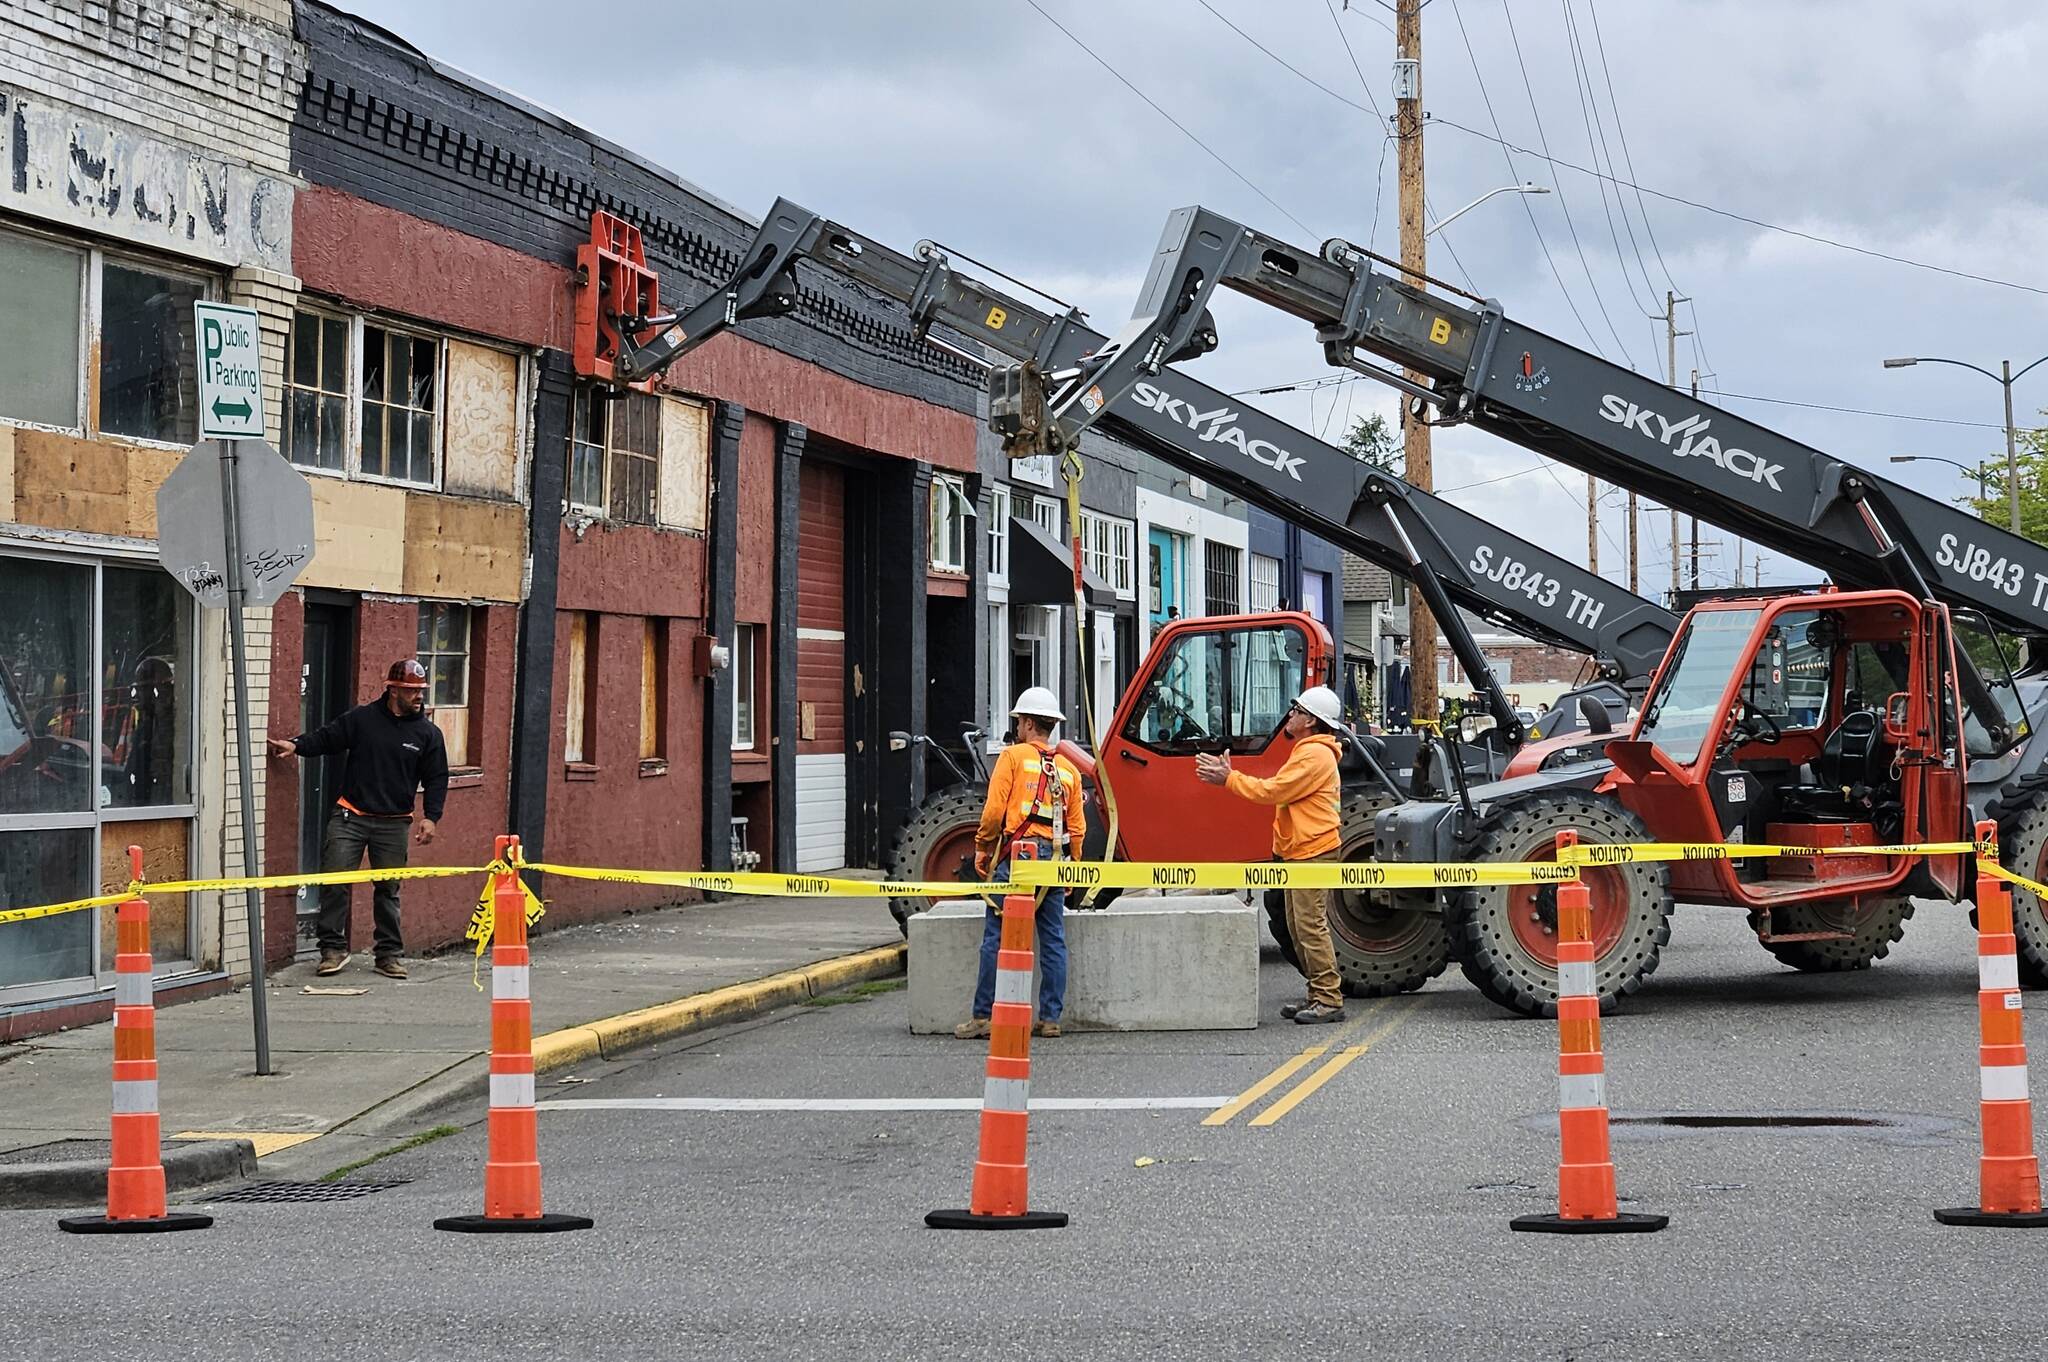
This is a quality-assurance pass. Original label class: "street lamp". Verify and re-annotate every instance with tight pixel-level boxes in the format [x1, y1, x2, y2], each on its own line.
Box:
[1425, 183, 1549, 238]
[1882, 353, 2048, 532]
[1889, 454, 1990, 512]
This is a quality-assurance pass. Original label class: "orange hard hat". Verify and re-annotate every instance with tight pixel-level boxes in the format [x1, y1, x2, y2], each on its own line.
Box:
[387, 659, 429, 690]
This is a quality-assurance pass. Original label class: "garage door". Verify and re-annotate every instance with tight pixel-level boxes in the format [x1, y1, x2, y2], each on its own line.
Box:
[795, 462, 847, 871]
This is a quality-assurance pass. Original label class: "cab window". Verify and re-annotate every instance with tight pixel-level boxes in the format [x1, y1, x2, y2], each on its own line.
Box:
[1123, 624, 1308, 755]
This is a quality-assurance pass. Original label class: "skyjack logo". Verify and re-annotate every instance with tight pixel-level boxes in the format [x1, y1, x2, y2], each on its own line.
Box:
[1596, 394, 1785, 492]
[1129, 381, 1306, 481]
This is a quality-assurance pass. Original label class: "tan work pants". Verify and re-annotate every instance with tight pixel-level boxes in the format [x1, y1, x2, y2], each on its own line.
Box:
[1286, 853, 1344, 1008]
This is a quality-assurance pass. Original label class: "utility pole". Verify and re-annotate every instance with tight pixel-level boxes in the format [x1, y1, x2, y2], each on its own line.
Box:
[1395, 0, 1438, 727]
[1664, 291, 1691, 603]
[2003, 358, 2022, 533]
[1688, 369, 1702, 591]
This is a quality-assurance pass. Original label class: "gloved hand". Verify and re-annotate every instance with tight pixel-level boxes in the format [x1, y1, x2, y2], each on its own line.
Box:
[974, 853, 991, 879]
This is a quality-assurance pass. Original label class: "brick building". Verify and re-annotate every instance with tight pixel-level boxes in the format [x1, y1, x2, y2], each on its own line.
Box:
[0, 0, 302, 1031]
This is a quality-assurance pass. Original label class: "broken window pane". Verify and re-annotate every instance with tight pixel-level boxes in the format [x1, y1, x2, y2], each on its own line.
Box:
[99, 262, 202, 444]
[0, 231, 83, 428]
[285, 311, 348, 472]
[362, 326, 437, 484]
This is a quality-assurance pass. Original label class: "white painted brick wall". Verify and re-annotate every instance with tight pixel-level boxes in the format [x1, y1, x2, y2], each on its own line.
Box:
[0, 0, 301, 175]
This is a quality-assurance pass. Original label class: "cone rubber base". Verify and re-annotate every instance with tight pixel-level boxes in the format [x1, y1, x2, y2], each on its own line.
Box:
[925, 1208, 1069, 1231]
[58, 1211, 213, 1235]
[1511, 1211, 1668, 1235]
[433, 1212, 594, 1234]
[1933, 1206, 2048, 1228]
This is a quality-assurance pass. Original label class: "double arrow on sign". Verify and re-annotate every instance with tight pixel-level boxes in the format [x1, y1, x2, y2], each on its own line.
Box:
[211, 397, 253, 422]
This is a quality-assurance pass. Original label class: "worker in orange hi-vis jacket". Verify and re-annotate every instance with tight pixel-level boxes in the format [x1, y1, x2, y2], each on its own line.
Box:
[955, 687, 1087, 1042]
[1198, 685, 1347, 1025]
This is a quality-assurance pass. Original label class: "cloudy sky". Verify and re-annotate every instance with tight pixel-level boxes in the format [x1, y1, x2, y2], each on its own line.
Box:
[336, 0, 2048, 594]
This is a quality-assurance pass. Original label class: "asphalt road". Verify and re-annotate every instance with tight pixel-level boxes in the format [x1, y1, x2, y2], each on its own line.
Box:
[6, 899, 2046, 1361]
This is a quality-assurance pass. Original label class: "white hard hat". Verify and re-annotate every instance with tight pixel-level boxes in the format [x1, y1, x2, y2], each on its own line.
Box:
[1009, 686, 1065, 724]
[1293, 685, 1343, 728]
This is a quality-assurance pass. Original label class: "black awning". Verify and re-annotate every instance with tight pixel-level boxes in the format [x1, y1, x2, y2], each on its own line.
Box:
[1008, 516, 1115, 608]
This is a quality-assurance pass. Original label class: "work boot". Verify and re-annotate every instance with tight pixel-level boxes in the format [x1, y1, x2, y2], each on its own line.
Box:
[314, 950, 348, 977]
[953, 1018, 992, 1040]
[373, 955, 409, 980]
[1032, 1020, 1062, 1038]
[1292, 1003, 1347, 1025]
[1279, 998, 1313, 1020]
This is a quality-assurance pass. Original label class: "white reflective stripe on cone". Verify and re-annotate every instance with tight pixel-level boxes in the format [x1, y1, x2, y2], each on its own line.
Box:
[493, 964, 531, 1000]
[993, 969, 1034, 1007]
[1558, 960, 1595, 998]
[1983, 1064, 2031, 1103]
[1558, 1071, 1607, 1112]
[983, 1076, 1031, 1113]
[111, 1080, 159, 1114]
[114, 972, 153, 1007]
[489, 1073, 536, 1108]
[1980, 954, 2021, 993]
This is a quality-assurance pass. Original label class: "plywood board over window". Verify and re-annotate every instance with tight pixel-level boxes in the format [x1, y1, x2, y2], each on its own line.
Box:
[442, 341, 522, 500]
[658, 395, 709, 532]
[97, 821, 188, 969]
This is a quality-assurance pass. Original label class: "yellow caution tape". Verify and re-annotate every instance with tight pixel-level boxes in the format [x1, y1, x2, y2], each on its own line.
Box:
[0, 890, 135, 928]
[1983, 861, 2048, 903]
[523, 862, 1015, 898]
[466, 871, 550, 988]
[1557, 840, 1982, 867]
[1007, 859, 1579, 891]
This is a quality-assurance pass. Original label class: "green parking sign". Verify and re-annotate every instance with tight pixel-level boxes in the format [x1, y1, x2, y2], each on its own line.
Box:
[194, 300, 266, 439]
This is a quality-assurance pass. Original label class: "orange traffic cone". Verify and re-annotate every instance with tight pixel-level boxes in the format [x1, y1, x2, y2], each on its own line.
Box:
[60, 846, 212, 1234]
[436, 837, 591, 1234]
[928, 848, 1067, 1231]
[1935, 820, 2048, 1227]
[1511, 830, 1666, 1235]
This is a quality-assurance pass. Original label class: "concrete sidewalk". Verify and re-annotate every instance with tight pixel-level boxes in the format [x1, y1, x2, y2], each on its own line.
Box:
[0, 892, 905, 1185]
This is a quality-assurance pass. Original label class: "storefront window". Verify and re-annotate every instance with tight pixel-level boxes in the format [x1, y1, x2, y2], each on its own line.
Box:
[0, 557, 94, 816]
[0, 231, 84, 429]
[99, 262, 203, 445]
[102, 567, 194, 809]
[0, 828, 94, 989]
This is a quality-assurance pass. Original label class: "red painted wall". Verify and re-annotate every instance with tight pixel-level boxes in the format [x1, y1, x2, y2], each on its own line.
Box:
[295, 187, 976, 472]
[263, 594, 515, 957]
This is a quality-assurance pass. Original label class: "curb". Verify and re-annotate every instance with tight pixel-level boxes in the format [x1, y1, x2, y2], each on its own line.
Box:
[530, 942, 908, 1071]
[0, 1139, 258, 1210]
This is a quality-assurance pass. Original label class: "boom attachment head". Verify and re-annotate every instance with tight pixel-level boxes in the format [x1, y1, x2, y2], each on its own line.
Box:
[573, 212, 662, 391]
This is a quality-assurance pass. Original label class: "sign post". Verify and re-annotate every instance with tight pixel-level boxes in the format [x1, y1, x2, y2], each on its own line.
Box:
[157, 301, 309, 1075]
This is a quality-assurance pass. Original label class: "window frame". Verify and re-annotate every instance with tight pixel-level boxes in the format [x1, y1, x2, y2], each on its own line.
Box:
[0, 226, 222, 449]
[929, 474, 970, 574]
[283, 305, 352, 475]
[986, 484, 1012, 583]
[416, 601, 474, 768]
[731, 622, 759, 751]
[566, 385, 682, 526]
[355, 320, 444, 490]
[1249, 552, 1282, 613]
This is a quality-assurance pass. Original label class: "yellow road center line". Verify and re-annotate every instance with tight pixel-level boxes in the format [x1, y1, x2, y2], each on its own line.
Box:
[1201, 998, 1392, 1128]
[1201, 1046, 1329, 1127]
[1248, 996, 1428, 1128]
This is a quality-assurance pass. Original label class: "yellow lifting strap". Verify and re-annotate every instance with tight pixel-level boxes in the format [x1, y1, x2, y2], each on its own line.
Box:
[1063, 445, 1119, 907]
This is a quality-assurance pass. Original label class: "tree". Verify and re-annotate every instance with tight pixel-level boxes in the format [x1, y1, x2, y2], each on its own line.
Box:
[1342, 412, 1400, 477]
[1961, 422, 2048, 543]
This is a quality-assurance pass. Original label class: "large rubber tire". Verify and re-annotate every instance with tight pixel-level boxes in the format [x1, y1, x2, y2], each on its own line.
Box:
[1750, 896, 1914, 972]
[884, 786, 986, 935]
[1446, 791, 1673, 1018]
[1992, 792, 2048, 984]
[1263, 794, 1450, 998]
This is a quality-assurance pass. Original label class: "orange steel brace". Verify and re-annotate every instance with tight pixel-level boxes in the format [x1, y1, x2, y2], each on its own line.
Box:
[573, 211, 660, 390]
[1511, 829, 1666, 1235]
[435, 837, 593, 1234]
[1935, 820, 2048, 1227]
[928, 841, 1068, 1230]
[59, 846, 212, 1234]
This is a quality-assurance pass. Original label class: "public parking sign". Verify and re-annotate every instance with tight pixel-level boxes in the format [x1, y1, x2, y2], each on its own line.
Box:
[194, 301, 266, 440]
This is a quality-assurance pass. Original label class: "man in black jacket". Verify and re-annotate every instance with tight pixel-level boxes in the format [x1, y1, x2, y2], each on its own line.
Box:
[270, 659, 450, 978]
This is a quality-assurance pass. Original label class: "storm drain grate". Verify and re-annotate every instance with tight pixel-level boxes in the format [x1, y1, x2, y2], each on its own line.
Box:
[203, 1178, 410, 1203]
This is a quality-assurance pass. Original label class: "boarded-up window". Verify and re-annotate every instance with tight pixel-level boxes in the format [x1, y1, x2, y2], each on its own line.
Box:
[640, 617, 666, 762]
[564, 612, 595, 764]
[658, 396, 710, 532]
[442, 340, 521, 499]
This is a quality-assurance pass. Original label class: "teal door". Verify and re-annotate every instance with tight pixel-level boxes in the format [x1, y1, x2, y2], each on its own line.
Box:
[1148, 529, 1183, 630]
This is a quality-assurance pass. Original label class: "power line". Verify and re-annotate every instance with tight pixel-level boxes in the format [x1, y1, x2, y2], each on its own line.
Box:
[1709, 389, 2026, 431]
[1197, 0, 1376, 117]
[1446, 0, 1606, 358]
[1320, 0, 1395, 254]
[1499, 0, 1639, 367]
[1021, 0, 1319, 239]
[1560, 0, 1659, 316]
[1430, 115, 2048, 298]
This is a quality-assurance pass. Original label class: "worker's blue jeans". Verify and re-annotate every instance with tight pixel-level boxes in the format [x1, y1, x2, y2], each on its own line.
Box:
[971, 860, 1067, 1024]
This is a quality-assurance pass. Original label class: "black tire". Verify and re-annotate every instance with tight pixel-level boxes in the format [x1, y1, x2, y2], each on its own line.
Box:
[884, 786, 986, 935]
[1446, 790, 1673, 1018]
[1750, 896, 1914, 972]
[1995, 796, 2048, 984]
[1264, 793, 1449, 998]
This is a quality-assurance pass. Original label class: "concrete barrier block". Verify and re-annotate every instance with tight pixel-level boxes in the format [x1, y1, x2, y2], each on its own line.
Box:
[907, 893, 1258, 1034]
